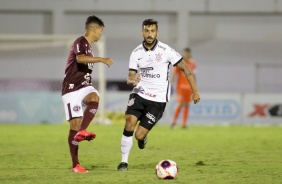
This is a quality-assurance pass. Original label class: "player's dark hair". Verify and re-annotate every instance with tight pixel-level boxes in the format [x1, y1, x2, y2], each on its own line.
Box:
[85, 15, 105, 29]
[142, 19, 158, 29]
[184, 47, 191, 52]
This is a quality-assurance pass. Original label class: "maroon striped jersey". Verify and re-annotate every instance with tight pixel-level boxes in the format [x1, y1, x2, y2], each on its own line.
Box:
[62, 36, 95, 95]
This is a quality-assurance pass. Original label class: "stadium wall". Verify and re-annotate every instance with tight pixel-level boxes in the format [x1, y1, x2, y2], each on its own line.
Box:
[1, 0, 282, 93]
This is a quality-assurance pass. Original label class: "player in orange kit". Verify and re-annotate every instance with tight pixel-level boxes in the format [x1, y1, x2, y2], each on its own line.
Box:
[171, 48, 197, 129]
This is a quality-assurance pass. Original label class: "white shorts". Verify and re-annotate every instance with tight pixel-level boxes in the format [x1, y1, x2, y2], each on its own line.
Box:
[62, 86, 99, 121]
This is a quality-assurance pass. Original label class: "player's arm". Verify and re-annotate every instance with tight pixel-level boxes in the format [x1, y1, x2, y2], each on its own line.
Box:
[77, 55, 113, 67]
[176, 60, 200, 104]
[127, 70, 138, 87]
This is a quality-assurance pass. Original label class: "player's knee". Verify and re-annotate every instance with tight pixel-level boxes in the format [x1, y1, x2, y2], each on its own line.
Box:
[90, 93, 99, 102]
[125, 115, 136, 131]
[84, 92, 99, 104]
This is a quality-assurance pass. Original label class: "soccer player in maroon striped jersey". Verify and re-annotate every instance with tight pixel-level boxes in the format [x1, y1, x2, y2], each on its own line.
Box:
[62, 15, 113, 173]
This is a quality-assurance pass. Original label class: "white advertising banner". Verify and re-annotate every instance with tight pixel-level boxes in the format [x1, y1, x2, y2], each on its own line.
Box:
[165, 93, 242, 125]
[243, 94, 282, 125]
[105, 92, 242, 125]
[2, 91, 281, 125]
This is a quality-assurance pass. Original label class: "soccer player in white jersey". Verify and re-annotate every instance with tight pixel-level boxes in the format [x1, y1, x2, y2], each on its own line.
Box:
[117, 19, 200, 171]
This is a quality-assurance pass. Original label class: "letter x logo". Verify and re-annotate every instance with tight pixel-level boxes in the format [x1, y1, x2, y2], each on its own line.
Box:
[248, 104, 269, 117]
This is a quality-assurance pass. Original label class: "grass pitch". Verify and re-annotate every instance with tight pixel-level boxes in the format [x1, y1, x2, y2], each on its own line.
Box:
[0, 124, 281, 184]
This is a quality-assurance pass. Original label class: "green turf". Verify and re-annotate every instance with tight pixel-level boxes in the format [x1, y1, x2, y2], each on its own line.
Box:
[0, 124, 281, 184]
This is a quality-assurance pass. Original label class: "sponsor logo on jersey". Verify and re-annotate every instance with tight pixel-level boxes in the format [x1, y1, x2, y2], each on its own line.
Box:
[158, 45, 166, 51]
[146, 112, 156, 122]
[82, 73, 92, 85]
[145, 93, 156, 98]
[87, 63, 95, 70]
[140, 67, 160, 78]
[128, 98, 135, 106]
[141, 73, 160, 78]
[140, 67, 154, 71]
[81, 81, 92, 85]
[139, 87, 156, 98]
[148, 121, 153, 124]
[73, 105, 81, 112]
[139, 87, 145, 94]
[155, 53, 162, 62]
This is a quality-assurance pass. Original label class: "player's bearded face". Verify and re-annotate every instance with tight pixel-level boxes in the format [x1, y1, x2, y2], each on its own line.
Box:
[142, 25, 158, 46]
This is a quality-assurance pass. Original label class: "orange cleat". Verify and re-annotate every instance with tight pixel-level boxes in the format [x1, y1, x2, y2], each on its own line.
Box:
[74, 130, 96, 142]
[72, 164, 88, 173]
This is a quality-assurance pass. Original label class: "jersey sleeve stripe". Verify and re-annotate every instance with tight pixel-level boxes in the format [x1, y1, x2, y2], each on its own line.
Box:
[129, 68, 138, 72]
[173, 57, 183, 67]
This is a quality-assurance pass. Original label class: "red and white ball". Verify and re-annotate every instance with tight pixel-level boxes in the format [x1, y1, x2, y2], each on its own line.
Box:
[155, 159, 178, 180]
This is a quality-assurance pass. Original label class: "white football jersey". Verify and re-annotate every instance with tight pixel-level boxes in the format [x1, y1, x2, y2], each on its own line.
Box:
[129, 40, 182, 102]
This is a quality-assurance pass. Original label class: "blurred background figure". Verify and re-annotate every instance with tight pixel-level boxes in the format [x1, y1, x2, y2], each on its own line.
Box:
[171, 48, 197, 129]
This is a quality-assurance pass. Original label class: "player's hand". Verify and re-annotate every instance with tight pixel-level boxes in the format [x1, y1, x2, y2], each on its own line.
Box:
[103, 58, 113, 67]
[192, 92, 200, 104]
[127, 78, 138, 87]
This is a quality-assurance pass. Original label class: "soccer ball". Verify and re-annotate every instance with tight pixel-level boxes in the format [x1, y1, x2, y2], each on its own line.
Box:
[155, 159, 178, 180]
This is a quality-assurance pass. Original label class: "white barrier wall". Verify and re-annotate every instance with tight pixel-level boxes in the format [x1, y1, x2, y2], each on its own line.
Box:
[105, 92, 282, 125]
[0, 91, 281, 125]
[105, 92, 242, 125]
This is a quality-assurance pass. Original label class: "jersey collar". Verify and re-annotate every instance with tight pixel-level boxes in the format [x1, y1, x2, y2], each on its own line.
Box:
[142, 39, 158, 51]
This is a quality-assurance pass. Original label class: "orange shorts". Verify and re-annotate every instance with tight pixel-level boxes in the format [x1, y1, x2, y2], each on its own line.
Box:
[176, 89, 192, 103]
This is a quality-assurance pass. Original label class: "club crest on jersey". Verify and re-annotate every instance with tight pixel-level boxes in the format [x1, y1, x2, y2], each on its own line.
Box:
[128, 98, 135, 106]
[73, 105, 81, 112]
[155, 53, 162, 62]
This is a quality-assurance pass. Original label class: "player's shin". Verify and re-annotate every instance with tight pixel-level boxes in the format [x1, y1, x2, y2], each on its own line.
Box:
[80, 101, 99, 130]
[68, 129, 79, 167]
[121, 129, 134, 163]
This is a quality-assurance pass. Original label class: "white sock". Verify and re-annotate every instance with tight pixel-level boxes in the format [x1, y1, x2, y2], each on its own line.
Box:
[121, 135, 133, 163]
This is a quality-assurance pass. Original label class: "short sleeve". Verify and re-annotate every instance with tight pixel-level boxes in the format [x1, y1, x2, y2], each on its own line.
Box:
[129, 51, 138, 72]
[74, 40, 86, 56]
[167, 47, 182, 66]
